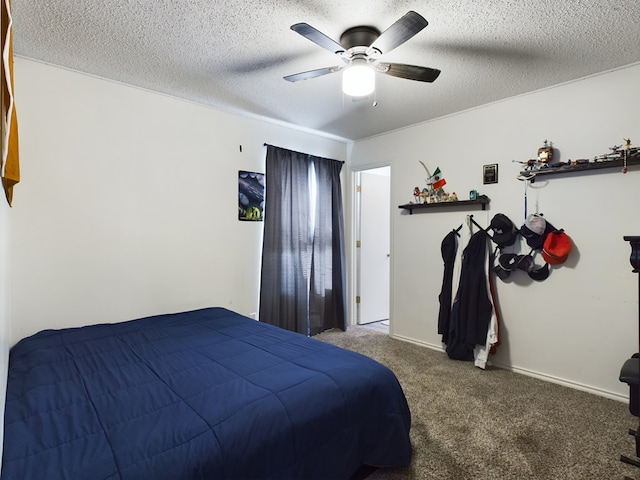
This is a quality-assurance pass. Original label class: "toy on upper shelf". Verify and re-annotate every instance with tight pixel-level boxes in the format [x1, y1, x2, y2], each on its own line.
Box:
[513, 140, 555, 172]
[417, 161, 450, 203]
[587, 138, 638, 173]
[515, 137, 639, 182]
[537, 139, 553, 164]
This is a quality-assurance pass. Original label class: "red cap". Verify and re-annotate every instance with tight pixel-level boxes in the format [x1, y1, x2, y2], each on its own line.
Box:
[542, 230, 572, 265]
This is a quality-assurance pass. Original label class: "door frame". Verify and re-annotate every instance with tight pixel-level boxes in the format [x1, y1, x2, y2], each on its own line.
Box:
[349, 163, 393, 332]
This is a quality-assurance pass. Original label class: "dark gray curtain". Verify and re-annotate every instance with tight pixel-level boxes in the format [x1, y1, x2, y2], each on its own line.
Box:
[259, 145, 346, 335]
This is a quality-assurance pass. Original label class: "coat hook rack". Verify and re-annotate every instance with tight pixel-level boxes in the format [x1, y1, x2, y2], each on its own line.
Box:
[468, 214, 497, 245]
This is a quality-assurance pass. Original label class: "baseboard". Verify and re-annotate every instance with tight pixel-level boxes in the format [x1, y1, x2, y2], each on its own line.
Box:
[390, 333, 445, 353]
[389, 333, 628, 403]
[492, 362, 628, 403]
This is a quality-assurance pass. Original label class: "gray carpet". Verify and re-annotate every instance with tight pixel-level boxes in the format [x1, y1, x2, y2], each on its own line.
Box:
[315, 326, 639, 480]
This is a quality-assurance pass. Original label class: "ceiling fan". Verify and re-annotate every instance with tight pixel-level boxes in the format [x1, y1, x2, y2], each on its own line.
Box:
[284, 11, 441, 96]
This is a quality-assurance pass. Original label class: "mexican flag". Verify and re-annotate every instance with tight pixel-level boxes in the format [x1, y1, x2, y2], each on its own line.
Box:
[427, 167, 446, 189]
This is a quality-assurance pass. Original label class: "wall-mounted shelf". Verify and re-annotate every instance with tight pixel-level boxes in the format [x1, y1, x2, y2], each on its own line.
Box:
[521, 151, 640, 181]
[398, 195, 490, 214]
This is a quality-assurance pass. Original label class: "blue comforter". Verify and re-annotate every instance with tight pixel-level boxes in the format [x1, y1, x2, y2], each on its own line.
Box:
[2, 307, 411, 479]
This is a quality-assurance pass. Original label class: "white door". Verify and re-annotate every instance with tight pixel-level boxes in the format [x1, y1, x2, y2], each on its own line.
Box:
[358, 167, 390, 324]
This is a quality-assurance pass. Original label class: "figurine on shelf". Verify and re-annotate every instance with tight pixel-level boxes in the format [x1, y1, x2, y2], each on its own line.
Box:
[451, 192, 458, 201]
[413, 187, 420, 203]
[593, 138, 637, 173]
[538, 140, 553, 164]
[623, 138, 632, 174]
[418, 161, 449, 204]
[513, 140, 556, 173]
[594, 143, 624, 162]
[421, 188, 429, 203]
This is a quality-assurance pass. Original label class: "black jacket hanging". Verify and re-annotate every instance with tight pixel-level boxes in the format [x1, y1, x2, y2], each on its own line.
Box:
[438, 230, 458, 344]
[446, 231, 493, 361]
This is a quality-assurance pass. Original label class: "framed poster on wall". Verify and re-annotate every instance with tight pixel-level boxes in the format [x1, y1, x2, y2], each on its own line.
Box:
[238, 170, 265, 221]
[483, 164, 498, 184]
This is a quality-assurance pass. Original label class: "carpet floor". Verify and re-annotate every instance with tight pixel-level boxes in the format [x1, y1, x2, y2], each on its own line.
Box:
[314, 326, 639, 480]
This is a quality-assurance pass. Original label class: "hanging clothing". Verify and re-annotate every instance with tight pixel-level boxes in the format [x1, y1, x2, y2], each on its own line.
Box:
[437, 230, 458, 344]
[446, 231, 493, 361]
[473, 245, 500, 369]
[488, 249, 502, 357]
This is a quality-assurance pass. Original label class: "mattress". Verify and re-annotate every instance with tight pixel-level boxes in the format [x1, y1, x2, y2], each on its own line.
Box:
[2, 307, 411, 479]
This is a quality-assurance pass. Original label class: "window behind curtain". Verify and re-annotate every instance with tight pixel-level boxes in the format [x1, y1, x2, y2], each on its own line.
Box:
[259, 145, 346, 336]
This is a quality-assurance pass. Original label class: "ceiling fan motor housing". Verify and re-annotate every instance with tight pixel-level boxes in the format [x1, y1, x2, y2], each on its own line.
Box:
[340, 26, 381, 50]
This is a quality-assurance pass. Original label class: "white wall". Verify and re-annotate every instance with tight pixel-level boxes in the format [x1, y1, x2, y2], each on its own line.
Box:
[0, 190, 10, 466]
[349, 63, 640, 399]
[9, 57, 639, 402]
[10, 58, 347, 344]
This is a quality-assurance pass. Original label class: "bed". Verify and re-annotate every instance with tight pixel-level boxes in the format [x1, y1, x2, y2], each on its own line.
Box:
[2, 307, 412, 479]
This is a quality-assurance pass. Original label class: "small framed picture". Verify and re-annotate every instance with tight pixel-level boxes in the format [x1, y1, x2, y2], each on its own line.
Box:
[238, 170, 265, 221]
[483, 164, 498, 184]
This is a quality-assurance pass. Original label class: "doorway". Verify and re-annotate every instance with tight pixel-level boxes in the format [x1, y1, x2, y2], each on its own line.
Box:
[355, 166, 391, 326]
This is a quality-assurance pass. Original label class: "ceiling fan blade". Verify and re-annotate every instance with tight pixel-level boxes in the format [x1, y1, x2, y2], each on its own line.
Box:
[284, 66, 341, 82]
[291, 23, 345, 54]
[378, 63, 441, 82]
[368, 11, 428, 55]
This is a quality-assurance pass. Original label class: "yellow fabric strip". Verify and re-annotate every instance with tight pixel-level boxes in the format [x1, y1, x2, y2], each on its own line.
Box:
[2, 0, 20, 206]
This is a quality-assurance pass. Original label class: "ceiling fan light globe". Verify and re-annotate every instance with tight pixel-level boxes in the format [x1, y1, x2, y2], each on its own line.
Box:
[342, 64, 375, 97]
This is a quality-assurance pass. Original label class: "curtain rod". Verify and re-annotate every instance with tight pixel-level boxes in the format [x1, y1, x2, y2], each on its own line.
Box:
[263, 143, 345, 164]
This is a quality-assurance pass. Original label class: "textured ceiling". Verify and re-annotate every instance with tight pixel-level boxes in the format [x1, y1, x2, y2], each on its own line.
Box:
[12, 0, 640, 141]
